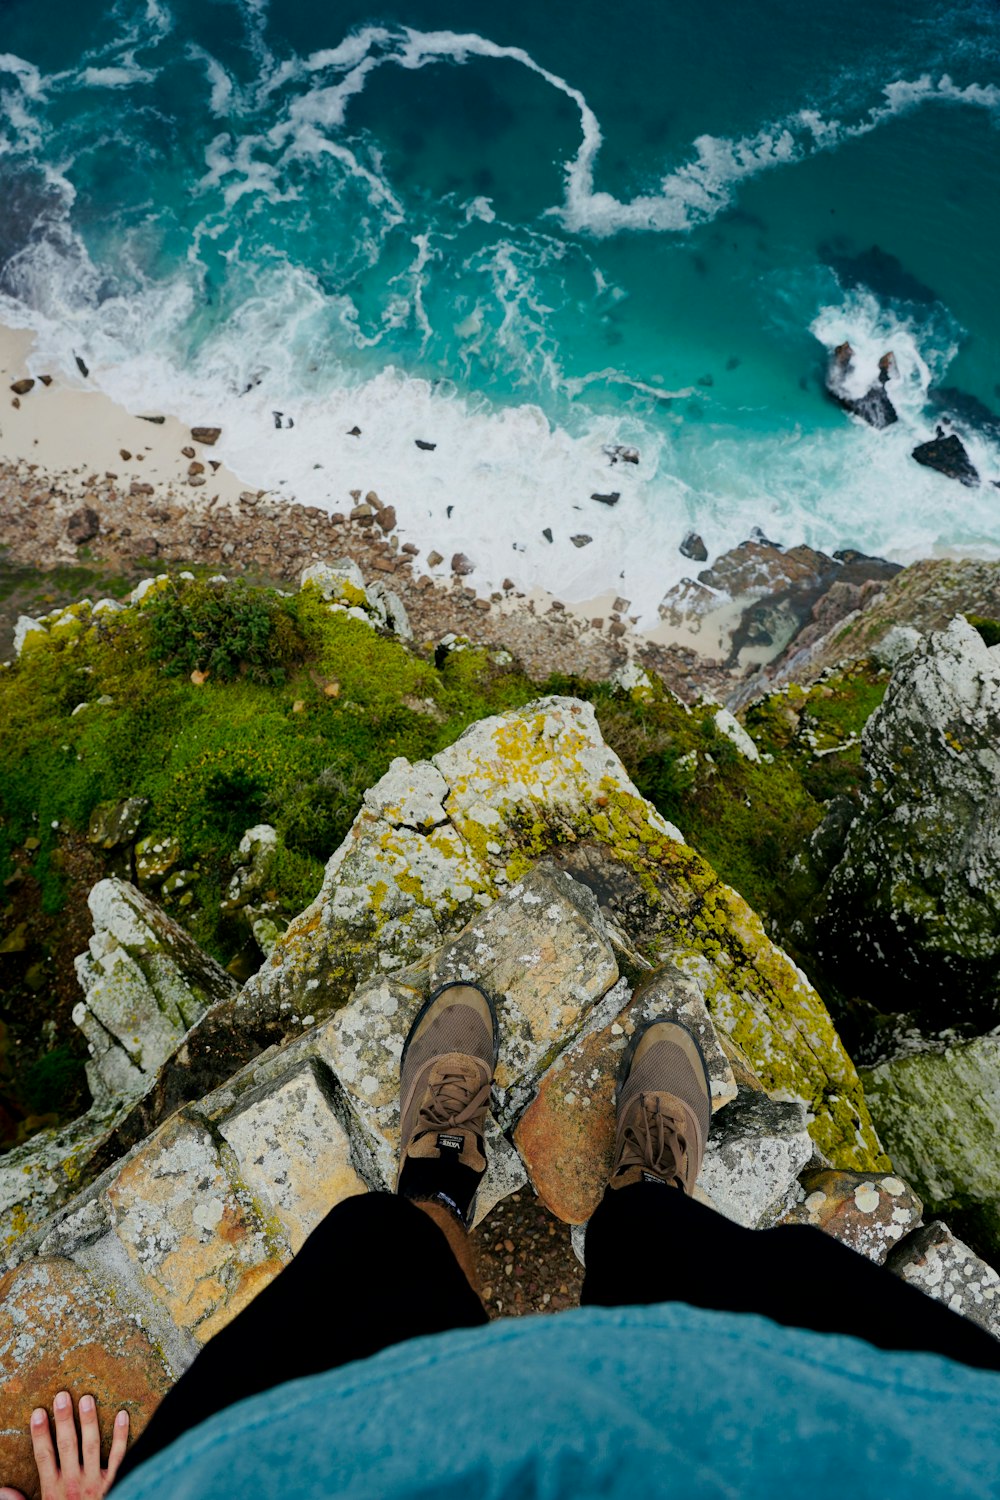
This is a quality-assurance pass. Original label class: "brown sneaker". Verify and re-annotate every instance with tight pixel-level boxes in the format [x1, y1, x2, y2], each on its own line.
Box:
[397, 982, 498, 1225]
[609, 1018, 711, 1193]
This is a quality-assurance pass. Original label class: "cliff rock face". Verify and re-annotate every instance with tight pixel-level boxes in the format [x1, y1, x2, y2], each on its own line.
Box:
[237, 696, 885, 1171]
[814, 616, 1000, 1040]
[863, 1035, 1000, 1260]
[73, 879, 238, 1108]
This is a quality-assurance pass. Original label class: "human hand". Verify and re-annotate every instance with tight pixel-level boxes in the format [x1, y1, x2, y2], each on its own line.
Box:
[0, 1391, 129, 1500]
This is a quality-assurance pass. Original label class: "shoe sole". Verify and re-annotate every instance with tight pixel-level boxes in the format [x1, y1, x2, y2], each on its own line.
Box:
[400, 980, 500, 1073]
[614, 1015, 712, 1129]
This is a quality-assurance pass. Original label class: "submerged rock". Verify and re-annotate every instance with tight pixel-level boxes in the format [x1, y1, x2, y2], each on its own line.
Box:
[826, 342, 898, 429]
[912, 432, 979, 486]
[680, 531, 708, 563]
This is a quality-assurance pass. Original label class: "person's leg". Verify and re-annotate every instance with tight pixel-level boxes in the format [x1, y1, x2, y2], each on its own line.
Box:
[581, 1013, 1000, 1373]
[119, 1191, 488, 1480]
[582, 1181, 1000, 1372]
[121, 982, 500, 1481]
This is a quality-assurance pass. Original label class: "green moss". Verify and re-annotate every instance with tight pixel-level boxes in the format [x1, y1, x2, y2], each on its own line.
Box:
[966, 614, 1000, 648]
[0, 575, 539, 967]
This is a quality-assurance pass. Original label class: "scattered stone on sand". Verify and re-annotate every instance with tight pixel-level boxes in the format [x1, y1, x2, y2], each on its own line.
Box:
[190, 427, 221, 446]
[415, 439, 436, 451]
[67, 507, 100, 545]
[10, 378, 34, 396]
[451, 553, 474, 576]
[591, 491, 621, 507]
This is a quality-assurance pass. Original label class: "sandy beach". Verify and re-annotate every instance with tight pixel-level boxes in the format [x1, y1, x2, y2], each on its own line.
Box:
[0, 320, 904, 704]
[0, 319, 766, 688]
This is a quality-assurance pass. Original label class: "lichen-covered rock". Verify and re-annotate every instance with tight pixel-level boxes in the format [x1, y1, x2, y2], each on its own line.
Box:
[779, 1169, 922, 1263]
[0, 1109, 116, 1257]
[514, 964, 736, 1223]
[87, 797, 148, 850]
[0, 1257, 172, 1500]
[73, 879, 238, 1108]
[365, 579, 412, 639]
[431, 863, 619, 1118]
[300, 559, 367, 605]
[862, 1034, 1000, 1258]
[815, 616, 1000, 1036]
[713, 708, 760, 762]
[13, 615, 46, 656]
[218, 1061, 366, 1253]
[222, 824, 279, 913]
[235, 698, 885, 1171]
[697, 1089, 815, 1228]
[106, 1113, 287, 1344]
[134, 834, 181, 887]
[312, 863, 620, 1213]
[552, 840, 886, 1172]
[887, 1221, 1000, 1339]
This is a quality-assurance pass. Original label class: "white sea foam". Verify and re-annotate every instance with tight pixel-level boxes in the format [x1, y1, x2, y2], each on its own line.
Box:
[3, 19, 1000, 623]
[182, 22, 1000, 247]
[6, 245, 999, 629]
[81, 58, 158, 89]
[0, 54, 46, 99]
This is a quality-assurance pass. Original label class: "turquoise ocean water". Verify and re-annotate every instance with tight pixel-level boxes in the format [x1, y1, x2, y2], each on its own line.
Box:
[1, 0, 999, 616]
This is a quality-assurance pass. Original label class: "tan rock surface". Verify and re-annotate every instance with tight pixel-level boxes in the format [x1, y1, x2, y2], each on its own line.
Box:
[0, 1257, 171, 1500]
[780, 1169, 922, 1264]
[514, 965, 735, 1223]
[106, 1113, 287, 1344]
[219, 1063, 366, 1253]
[431, 864, 619, 1115]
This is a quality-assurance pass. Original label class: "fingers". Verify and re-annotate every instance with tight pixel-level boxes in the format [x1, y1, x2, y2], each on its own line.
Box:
[52, 1390, 81, 1479]
[79, 1394, 101, 1474]
[27, 1407, 59, 1495]
[103, 1411, 130, 1492]
[0, 1487, 29, 1499]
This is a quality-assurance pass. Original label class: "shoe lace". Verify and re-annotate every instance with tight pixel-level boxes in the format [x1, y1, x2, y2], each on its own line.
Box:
[616, 1093, 689, 1187]
[415, 1065, 491, 1135]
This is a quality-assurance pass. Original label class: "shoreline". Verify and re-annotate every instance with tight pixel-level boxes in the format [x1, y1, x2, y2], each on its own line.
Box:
[1, 320, 991, 700]
[0, 320, 753, 690]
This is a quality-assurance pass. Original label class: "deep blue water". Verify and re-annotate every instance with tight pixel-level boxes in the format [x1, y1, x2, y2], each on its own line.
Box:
[1, 0, 999, 615]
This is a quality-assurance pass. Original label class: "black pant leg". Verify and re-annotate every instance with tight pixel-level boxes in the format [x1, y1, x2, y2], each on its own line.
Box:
[581, 1182, 1000, 1373]
[120, 1192, 487, 1480]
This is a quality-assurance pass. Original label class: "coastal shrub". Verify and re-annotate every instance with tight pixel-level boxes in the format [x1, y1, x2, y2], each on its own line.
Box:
[1, 570, 912, 1147]
[144, 578, 308, 684]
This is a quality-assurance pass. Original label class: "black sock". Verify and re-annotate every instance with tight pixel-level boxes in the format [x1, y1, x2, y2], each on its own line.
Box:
[398, 1155, 484, 1226]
